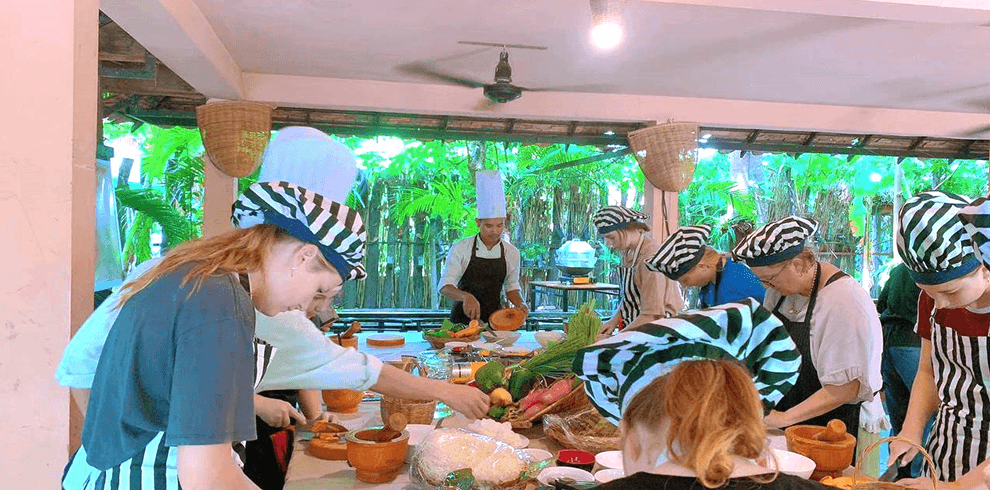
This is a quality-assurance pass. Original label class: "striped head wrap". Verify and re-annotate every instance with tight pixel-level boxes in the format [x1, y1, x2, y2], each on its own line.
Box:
[646, 224, 712, 279]
[593, 206, 650, 234]
[731, 216, 817, 267]
[959, 195, 990, 269]
[232, 181, 367, 281]
[897, 191, 977, 285]
[573, 298, 801, 424]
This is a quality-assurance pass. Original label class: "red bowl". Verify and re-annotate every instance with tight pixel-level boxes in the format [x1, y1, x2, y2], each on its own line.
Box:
[557, 449, 596, 472]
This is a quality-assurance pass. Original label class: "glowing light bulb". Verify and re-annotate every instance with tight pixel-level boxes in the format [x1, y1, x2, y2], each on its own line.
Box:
[591, 22, 623, 50]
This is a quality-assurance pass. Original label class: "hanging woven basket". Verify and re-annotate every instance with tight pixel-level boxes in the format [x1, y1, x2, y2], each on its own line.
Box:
[627, 121, 700, 192]
[195, 101, 273, 177]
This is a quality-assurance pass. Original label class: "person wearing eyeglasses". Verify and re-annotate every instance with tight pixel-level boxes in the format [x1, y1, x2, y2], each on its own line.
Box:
[731, 216, 883, 436]
[646, 224, 765, 309]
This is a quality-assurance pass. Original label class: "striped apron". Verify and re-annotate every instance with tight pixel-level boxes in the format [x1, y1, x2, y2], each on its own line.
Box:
[926, 315, 990, 482]
[62, 339, 276, 490]
[617, 234, 647, 328]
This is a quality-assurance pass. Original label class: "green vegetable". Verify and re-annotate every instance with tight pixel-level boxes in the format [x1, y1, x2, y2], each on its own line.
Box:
[507, 368, 537, 401]
[475, 361, 506, 393]
[518, 300, 601, 377]
[488, 406, 507, 420]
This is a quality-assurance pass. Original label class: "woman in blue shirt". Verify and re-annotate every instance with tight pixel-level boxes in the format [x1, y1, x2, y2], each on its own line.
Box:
[647, 224, 765, 308]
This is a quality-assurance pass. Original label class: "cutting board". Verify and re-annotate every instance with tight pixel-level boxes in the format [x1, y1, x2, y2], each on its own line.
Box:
[366, 334, 405, 347]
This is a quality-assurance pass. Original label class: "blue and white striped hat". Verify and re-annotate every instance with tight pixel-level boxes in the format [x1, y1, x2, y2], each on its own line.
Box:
[646, 224, 712, 279]
[573, 298, 800, 424]
[731, 216, 817, 267]
[232, 181, 367, 281]
[897, 191, 977, 285]
[593, 206, 650, 234]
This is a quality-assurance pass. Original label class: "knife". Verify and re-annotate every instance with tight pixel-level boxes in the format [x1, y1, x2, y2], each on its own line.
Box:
[879, 456, 902, 482]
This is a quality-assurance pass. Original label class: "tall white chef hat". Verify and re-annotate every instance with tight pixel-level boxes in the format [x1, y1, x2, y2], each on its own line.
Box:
[476, 170, 507, 219]
[257, 126, 358, 203]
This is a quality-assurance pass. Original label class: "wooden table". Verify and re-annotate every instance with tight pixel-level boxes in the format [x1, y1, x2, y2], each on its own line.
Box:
[283, 402, 566, 490]
[528, 281, 620, 312]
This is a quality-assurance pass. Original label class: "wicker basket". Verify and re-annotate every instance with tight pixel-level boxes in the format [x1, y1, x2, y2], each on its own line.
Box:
[544, 405, 621, 454]
[424, 333, 480, 350]
[524, 381, 590, 421]
[627, 121, 700, 192]
[196, 101, 273, 177]
[848, 437, 937, 490]
[380, 395, 436, 425]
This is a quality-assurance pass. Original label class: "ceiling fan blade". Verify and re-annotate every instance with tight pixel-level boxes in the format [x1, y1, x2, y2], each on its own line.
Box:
[518, 83, 620, 93]
[396, 63, 487, 89]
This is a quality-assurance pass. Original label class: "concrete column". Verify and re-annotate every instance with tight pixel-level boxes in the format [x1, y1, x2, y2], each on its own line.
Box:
[643, 182, 685, 313]
[0, 0, 98, 487]
[202, 154, 237, 237]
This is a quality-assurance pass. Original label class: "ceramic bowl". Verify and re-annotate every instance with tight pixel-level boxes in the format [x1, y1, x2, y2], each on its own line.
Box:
[785, 425, 855, 480]
[595, 450, 623, 469]
[557, 449, 596, 472]
[535, 331, 566, 349]
[537, 467, 595, 487]
[524, 448, 553, 463]
[322, 389, 364, 413]
[595, 469, 625, 484]
[345, 427, 409, 483]
[483, 330, 522, 346]
[768, 448, 817, 479]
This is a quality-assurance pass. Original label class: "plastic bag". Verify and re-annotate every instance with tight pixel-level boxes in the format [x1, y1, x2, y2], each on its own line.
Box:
[543, 405, 621, 454]
[408, 428, 547, 490]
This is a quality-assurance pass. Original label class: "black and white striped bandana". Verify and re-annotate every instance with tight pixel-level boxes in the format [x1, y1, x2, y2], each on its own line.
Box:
[232, 181, 367, 281]
[573, 298, 800, 423]
[593, 206, 650, 234]
[959, 195, 990, 270]
[646, 224, 712, 279]
[897, 191, 978, 285]
[730, 216, 817, 267]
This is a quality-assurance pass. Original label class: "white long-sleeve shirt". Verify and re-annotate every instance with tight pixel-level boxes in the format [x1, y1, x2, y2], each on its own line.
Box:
[438, 235, 522, 293]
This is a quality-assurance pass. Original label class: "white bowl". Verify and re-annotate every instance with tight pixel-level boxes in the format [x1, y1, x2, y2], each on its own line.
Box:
[524, 448, 553, 462]
[483, 330, 521, 347]
[534, 331, 565, 349]
[444, 341, 469, 350]
[537, 467, 596, 487]
[595, 468, 625, 484]
[595, 450, 623, 469]
[768, 448, 816, 479]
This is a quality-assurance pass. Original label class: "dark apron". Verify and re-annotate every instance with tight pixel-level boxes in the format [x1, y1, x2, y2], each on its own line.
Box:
[450, 236, 507, 324]
[773, 264, 860, 434]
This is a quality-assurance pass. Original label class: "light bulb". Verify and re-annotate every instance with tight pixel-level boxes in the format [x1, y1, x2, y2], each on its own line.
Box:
[591, 22, 623, 50]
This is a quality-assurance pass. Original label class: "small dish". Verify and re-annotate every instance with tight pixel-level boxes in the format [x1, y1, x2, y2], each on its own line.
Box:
[595, 450, 623, 469]
[498, 346, 531, 355]
[537, 467, 595, 487]
[524, 448, 553, 462]
[557, 449, 596, 472]
[483, 330, 522, 347]
[534, 330, 566, 349]
[595, 468, 625, 484]
[767, 448, 817, 479]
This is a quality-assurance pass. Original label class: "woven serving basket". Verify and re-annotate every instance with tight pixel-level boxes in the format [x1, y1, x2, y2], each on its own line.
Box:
[846, 437, 937, 490]
[195, 101, 273, 177]
[424, 333, 480, 350]
[627, 121, 700, 192]
[543, 405, 621, 454]
[380, 395, 437, 425]
[525, 381, 590, 421]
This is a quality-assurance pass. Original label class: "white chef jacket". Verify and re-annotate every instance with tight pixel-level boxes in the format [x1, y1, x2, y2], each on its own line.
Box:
[438, 235, 522, 294]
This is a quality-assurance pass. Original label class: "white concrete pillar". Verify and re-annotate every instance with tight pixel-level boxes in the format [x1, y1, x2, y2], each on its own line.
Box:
[202, 154, 237, 237]
[643, 182, 685, 313]
[0, 0, 98, 487]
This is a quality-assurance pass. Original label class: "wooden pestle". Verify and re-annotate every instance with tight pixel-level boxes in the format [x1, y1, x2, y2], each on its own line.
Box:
[375, 413, 408, 442]
[341, 321, 362, 339]
[812, 419, 847, 442]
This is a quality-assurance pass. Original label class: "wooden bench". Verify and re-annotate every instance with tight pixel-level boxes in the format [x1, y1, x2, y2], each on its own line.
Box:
[335, 309, 577, 331]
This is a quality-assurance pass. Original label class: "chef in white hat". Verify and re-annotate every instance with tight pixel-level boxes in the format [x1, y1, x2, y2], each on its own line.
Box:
[439, 170, 529, 324]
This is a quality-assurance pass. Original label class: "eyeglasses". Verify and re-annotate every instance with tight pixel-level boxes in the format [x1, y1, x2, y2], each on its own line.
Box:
[758, 265, 787, 287]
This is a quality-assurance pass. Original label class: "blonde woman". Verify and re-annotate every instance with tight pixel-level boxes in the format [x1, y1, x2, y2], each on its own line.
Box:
[599, 359, 825, 490]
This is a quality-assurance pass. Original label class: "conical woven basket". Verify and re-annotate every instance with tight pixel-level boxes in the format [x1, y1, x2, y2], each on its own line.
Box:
[196, 101, 273, 177]
[627, 122, 699, 192]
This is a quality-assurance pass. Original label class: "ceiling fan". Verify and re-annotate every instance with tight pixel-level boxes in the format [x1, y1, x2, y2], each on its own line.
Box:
[398, 41, 554, 107]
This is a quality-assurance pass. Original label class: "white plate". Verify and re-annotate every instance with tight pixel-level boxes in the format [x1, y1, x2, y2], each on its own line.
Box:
[524, 448, 553, 462]
[595, 450, 623, 469]
[405, 424, 435, 462]
[595, 468, 625, 484]
[537, 467, 595, 487]
[445, 341, 469, 350]
[498, 346, 531, 355]
[767, 448, 816, 479]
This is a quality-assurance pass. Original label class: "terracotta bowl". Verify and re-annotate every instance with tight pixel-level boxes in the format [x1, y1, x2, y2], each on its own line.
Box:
[785, 425, 856, 480]
[322, 389, 364, 413]
[345, 427, 410, 483]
